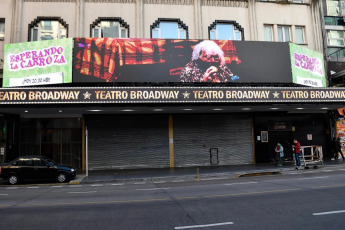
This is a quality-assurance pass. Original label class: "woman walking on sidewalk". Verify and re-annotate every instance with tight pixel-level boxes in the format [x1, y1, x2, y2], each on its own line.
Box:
[275, 143, 284, 167]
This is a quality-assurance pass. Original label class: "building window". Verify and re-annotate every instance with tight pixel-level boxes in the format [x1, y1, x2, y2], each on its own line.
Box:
[209, 20, 244, 40]
[91, 17, 129, 38]
[0, 19, 4, 40]
[264, 25, 273, 42]
[28, 17, 68, 41]
[327, 30, 345, 46]
[295, 27, 305, 44]
[277, 26, 291, 42]
[150, 18, 188, 39]
[328, 47, 345, 57]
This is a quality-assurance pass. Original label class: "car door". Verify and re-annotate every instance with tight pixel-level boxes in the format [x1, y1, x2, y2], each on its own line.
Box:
[14, 158, 35, 181]
[32, 159, 56, 181]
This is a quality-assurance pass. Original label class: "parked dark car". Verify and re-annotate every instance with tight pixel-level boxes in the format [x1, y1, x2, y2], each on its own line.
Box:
[0, 156, 77, 185]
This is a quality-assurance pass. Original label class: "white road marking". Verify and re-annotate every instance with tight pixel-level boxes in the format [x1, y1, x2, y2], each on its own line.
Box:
[134, 182, 146, 185]
[175, 222, 234, 229]
[201, 178, 227, 181]
[27, 187, 39, 189]
[313, 210, 345, 216]
[68, 191, 97, 194]
[298, 176, 329, 180]
[153, 181, 166, 184]
[91, 184, 104, 187]
[172, 180, 185, 183]
[111, 183, 124, 186]
[0, 194, 8, 196]
[70, 185, 82, 188]
[6, 187, 19, 190]
[51, 186, 63, 188]
[224, 182, 258, 186]
[322, 170, 334, 172]
[136, 187, 170, 191]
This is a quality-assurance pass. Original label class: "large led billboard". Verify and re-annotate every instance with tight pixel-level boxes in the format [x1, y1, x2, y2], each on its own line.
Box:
[4, 38, 325, 87]
[3, 38, 73, 88]
[73, 38, 294, 84]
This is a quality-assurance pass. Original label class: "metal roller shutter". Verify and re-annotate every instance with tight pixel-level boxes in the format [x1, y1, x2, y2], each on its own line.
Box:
[174, 114, 253, 167]
[86, 114, 169, 170]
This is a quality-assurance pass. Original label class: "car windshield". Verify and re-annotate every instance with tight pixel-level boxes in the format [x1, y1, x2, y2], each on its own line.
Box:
[46, 159, 55, 165]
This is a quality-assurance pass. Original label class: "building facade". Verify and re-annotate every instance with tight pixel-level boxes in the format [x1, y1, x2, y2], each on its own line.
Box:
[0, 0, 339, 172]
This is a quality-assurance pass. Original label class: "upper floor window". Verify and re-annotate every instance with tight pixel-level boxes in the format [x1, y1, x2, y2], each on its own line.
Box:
[29, 17, 68, 41]
[295, 27, 305, 44]
[150, 19, 188, 39]
[264, 25, 273, 42]
[327, 29, 345, 46]
[0, 19, 5, 40]
[277, 26, 291, 42]
[326, 0, 345, 16]
[209, 20, 244, 40]
[91, 17, 129, 38]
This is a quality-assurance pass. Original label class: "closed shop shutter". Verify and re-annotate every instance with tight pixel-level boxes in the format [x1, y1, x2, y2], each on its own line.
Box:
[86, 114, 169, 170]
[173, 114, 253, 167]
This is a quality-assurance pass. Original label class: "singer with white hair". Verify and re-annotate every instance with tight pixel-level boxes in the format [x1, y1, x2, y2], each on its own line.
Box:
[179, 40, 234, 83]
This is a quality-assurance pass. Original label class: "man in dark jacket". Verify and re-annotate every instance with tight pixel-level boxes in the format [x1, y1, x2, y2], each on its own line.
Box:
[293, 139, 301, 169]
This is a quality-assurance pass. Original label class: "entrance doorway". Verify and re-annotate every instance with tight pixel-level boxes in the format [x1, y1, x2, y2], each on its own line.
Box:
[268, 131, 293, 162]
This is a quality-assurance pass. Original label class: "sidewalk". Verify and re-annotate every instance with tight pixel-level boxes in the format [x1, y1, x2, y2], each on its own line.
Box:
[70, 159, 345, 184]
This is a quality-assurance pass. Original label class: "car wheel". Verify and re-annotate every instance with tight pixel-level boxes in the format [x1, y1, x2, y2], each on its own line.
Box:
[57, 173, 67, 183]
[8, 175, 19, 185]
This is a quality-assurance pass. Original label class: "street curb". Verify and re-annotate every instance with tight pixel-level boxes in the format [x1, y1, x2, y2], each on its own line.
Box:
[237, 171, 282, 177]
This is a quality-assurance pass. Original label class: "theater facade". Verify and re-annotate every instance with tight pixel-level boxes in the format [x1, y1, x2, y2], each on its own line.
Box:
[0, 38, 340, 171]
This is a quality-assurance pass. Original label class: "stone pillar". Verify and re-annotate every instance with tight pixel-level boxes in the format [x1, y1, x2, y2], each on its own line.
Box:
[76, 0, 85, 37]
[247, 0, 257, 41]
[11, 0, 23, 43]
[194, 0, 202, 39]
[136, 0, 144, 38]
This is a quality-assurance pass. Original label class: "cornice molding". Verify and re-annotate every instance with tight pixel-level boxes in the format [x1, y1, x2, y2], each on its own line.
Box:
[85, 0, 135, 3]
[145, 0, 193, 5]
[24, 0, 76, 2]
[202, 0, 248, 7]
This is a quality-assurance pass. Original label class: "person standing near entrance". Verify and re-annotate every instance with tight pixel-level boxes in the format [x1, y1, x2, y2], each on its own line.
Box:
[293, 139, 301, 169]
[332, 137, 345, 161]
[275, 142, 284, 166]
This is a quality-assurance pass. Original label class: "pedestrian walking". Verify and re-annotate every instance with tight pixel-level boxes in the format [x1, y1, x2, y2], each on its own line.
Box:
[332, 137, 345, 161]
[275, 142, 284, 166]
[292, 139, 301, 169]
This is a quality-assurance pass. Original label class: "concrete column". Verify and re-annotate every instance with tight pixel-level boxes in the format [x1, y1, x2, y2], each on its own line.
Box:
[291, 25, 296, 43]
[136, 0, 144, 38]
[76, 0, 85, 37]
[194, 0, 202, 39]
[248, 0, 258, 40]
[273, 24, 278, 42]
[11, 0, 23, 43]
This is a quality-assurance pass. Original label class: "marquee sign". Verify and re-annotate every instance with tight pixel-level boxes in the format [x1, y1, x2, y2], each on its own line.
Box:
[0, 87, 344, 104]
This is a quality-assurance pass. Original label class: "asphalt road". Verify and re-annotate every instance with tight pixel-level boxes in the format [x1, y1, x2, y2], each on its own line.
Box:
[1, 169, 345, 230]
